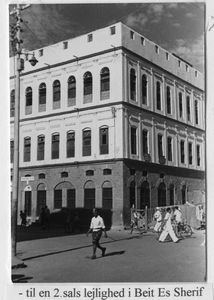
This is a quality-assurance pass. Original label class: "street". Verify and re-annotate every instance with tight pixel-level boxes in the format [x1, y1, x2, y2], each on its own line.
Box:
[12, 229, 206, 283]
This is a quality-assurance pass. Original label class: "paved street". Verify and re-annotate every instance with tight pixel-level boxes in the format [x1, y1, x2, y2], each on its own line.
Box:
[12, 229, 206, 283]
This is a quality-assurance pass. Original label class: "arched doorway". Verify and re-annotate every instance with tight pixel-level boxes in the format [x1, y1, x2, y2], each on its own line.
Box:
[169, 184, 174, 206]
[102, 181, 113, 210]
[129, 180, 135, 208]
[158, 182, 166, 207]
[140, 181, 150, 209]
[54, 181, 76, 209]
[181, 185, 186, 204]
[37, 183, 46, 216]
[84, 180, 95, 209]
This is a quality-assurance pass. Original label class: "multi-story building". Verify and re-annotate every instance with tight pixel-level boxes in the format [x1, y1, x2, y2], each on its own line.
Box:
[10, 22, 205, 227]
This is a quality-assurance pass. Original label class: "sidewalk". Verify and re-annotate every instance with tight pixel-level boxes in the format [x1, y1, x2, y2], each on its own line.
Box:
[16, 228, 144, 261]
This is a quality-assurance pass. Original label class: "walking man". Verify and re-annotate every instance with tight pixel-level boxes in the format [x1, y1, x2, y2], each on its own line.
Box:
[173, 206, 182, 236]
[159, 207, 179, 243]
[87, 208, 107, 259]
[153, 207, 162, 234]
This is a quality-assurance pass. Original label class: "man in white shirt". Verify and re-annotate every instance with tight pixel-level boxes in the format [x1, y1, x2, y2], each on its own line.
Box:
[159, 207, 179, 243]
[153, 208, 162, 233]
[87, 208, 107, 259]
[173, 206, 182, 236]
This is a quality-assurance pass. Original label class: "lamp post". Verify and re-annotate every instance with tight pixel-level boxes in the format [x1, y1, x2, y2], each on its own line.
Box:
[10, 4, 38, 266]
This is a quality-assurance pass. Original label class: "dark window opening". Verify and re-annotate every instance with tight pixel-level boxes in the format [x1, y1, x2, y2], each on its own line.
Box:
[131, 127, 137, 155]
[167, 137, 172, 161]
[166, 86, 171, 114]
[86, 170, 94, 176]
[10, 89, 15, 117]
[83, 129, 91, 156]
[142, 74, 147, 105]
[61, 172, 68, 178]
[52, 133, 59, 159]
[53, 80, 61, 103]
[37, 135, 45, 161]
[54, 189, 62, 209]
[24, 137, 31, 162]
[156, 81, 161, 110]
[67, 131, 75, 158]
[100, 127, 109, 154]
[103, 168, 112, 175]
[180, 140, 185, 164]
[130, 68, 136, 101]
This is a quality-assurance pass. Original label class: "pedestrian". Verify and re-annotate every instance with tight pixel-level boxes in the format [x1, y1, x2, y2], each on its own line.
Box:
[86, 208, 107, 259]
[153, 207, 162, 234]
[20, 210, 27, 226]
[159, 207, 179, 243]
[173, 206, 182, 236]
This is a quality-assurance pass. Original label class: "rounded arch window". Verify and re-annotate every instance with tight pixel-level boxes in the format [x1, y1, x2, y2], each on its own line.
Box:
[37, 183, 46, 191]
[102, 181, 113, 210]
[83, 71, 92, 96]
[25, 87, 32, 106]
[53, 80, 61, 102]
[100, 67, 110, 95]
[84, 180, 95, 209]
[39, 82, 46, 105]
[68, 76, 76, 99]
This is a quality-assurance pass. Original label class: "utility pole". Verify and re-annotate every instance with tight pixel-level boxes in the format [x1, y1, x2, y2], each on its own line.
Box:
[10, 4, 37, 266]
[11, 3, 22, 265]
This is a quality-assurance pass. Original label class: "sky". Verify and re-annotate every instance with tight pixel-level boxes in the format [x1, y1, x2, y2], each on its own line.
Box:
[9, 2, 205, 72]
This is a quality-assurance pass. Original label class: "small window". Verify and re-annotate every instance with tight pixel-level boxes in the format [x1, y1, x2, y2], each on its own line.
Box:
[39, 49, 43, 57]
[141, 37, 145, 45]
[166, 52, 169, 60]
[61, 172, 68, 178]
[195, 70, 198, 77]
[110, 26, 116, 35]
[178, 60, 181, 67]
[87, 34, 93, 42]
[86, 170, 94, 176]
[155, 45, 159, 54]
[160, 173, 165, 179]
[130, 31, 134, 40]
[38, 173, 46, 179]
[103, 168, 112, 175]
[63, 41, 68, 49]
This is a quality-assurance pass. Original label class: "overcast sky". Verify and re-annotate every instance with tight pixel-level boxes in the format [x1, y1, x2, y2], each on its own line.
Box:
[9, 2, 205, 72]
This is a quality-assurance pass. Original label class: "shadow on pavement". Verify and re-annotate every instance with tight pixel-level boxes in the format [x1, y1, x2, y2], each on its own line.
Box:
[12, 274, 33, 283]
[104, 250, 125, 257]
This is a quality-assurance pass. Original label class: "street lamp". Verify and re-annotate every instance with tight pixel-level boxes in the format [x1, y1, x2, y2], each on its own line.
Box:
[11, 4, 38, 267]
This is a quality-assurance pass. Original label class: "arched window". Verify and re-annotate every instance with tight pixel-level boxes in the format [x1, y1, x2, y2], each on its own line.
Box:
[142, 74, 147, 105]
[100, 126, 109, 155]
[25, 87, 32, 115]
[83, 72, 92, 103]
[82, 128, 91, 156]
[140, 181, 150, 209]
[39, 83, 46, 112]
[130, 68, 136, 101]
[158, 182, 166, 207]
[68, 76, 76, 106]
[100, 67, 110, 100]
[61, 172, 68, 178]
[51, 133, 60, 159]
[53, 80, 61, 109]
[37, 134, 45, 161]
[10, 89, 15, 117]
[179, 92, 183, 118]
[84, 180, 95, 208]
[166, 86, 171, 114]
[37, 183, 46, 216]
[24, 137, 31, 162]
[156, 81, 161, 110]
[67, 131, 75, 158]
[102, 181, 113, 209]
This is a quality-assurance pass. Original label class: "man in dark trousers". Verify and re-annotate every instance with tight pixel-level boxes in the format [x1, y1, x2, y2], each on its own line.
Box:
[87, 208, 107, 259]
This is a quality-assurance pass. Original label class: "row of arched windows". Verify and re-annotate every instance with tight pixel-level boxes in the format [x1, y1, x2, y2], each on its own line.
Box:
[24, 180, 113, 216]
[129, 180, 187, 209]
[19, 126, 109, 163]
[10, 67, 110, 117]
[129, 68, 200, 125]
